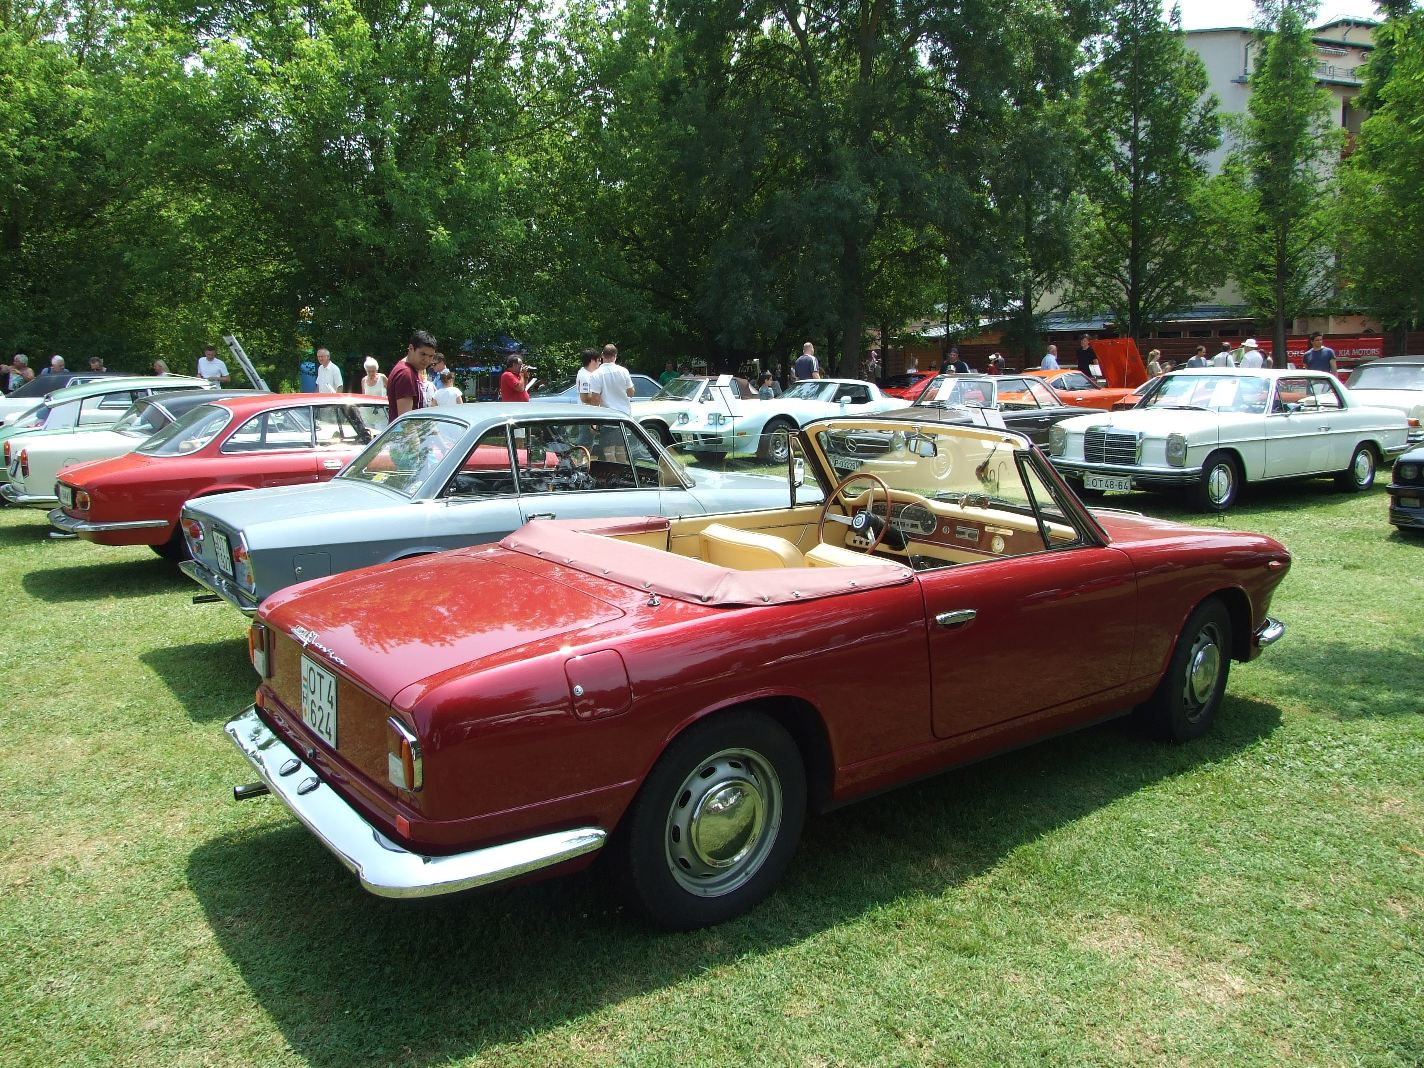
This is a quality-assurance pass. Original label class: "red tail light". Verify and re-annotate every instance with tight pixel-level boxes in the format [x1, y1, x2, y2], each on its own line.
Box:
[75, 489, 91, 511]
[386, 717, 423, 792]
[18, 449, 28, 478]
[248, 622, 271, 677]
[3, 441, 10, 464]
[183, 518, 204, 544]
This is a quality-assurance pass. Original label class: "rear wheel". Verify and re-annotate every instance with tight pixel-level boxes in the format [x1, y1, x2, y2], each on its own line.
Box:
[1335, 443, 1376, 492]
[150, 527, 190, 563]
[642, 421, 673, 447]
[1135, 598, 1232, 742]
[1193, 451, 1240, 512]
[614, 710, 806, 930]
[758, 418, 796, 463]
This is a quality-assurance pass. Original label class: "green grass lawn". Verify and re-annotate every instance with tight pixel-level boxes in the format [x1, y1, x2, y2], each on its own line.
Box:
[1, 482, 1421, 1067]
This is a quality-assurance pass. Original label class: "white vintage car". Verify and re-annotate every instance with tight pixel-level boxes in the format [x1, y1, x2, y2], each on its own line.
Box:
[1344, 356, 1424, 444]
[1048, 368, 1410, 511]
[672, 378, 902, 463]
[633, 375, 759, 445]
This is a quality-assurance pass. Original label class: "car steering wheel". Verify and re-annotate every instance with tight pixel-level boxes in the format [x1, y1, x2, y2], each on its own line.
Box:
[818, 471, 892, 553]
[568, 445, 592, 470]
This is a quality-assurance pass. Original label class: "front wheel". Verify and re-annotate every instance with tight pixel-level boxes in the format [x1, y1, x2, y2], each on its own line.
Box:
[757, 418, 796, 463]
[1193, 451, 1240, 511]
[1134, 598, 1232, 742]
[614, 711, 806, 930]
[1335, 443, 1376, 492]
[642, 422, 673, 447]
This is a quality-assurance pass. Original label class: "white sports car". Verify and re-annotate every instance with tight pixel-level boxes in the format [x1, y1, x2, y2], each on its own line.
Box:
[673, 378, 901, 462]
[633, 375, 759, 445]
[1048, 368, 1410, 511]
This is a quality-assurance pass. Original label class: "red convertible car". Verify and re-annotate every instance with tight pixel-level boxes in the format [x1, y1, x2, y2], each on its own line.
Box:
[50, 394, 390, 560]
[225, 417, 1289, 929]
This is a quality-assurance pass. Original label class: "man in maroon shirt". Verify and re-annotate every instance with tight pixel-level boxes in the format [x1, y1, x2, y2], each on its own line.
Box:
[387, 330, 438, 420]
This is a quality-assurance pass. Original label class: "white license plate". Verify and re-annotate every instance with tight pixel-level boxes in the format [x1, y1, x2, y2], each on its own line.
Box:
[829, 455, 862, 471]
[300, 656, 338, 747]
[58, 484, 74, 508]
[214, 529, 233, 576]
[1084, 473, 1132, 492]
[1400, 495, 1421, 509]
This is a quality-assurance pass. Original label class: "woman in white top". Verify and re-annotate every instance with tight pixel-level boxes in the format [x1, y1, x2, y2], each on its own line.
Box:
[433, 369, 464, 406]
[360, 357, 387, 396]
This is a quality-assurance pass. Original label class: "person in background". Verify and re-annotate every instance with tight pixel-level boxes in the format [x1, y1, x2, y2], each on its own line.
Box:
[1040, 344, 1060, 370]
[659, 360, 678, 386]
[940, 345, 960, 373]
[314, 347, 343, 393]
[949, 350, 971, 374]
[793, 342, 819, 382]
[43, 354, 66, 375]
[1236, 338, 1264, 369]
[577, 348, 601, 406]
[1303, 332, 1337, 374]
[499, 354, 530, 401]
[986, 353, 1003, 375]
[589, 343, 634, 415]
[1162, 359, 1176, 373]
[1147, 349, 1164, 377]
[757, 371, 779, 399]
[360, 357, 386, 396]
[198, 345, 229, 383]
[1212, 341, 1234, 367]
[422, 353, 446, 405]
[434, 369, 464, 406]
[151, 359, 169, 375]
[3, 353, 34, 391]
[1075, 334, 1097, 377]
[88, 356, 106, 372]
[1186, 345, 1209, 368]
[866, 349, 881, 379]
[387, 330, 437, 420]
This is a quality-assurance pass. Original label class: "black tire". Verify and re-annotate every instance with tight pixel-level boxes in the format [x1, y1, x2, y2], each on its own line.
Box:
[757, 418, 796, 463]
[1193, 451, 1240, 512]
[614, 710, 806, 930]
[1070, 478, 1106, 500]
[1335, 443, 1376, 492]
[1135, 598, 1232, 742]
[642, 421, 673, 447]
[150, 527, 190, 562]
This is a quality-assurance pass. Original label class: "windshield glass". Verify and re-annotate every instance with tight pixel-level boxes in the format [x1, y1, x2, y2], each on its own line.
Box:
[1348, 362, 1424, 391]
[1140, 373, 1272, 414]
[530, 378, 573, 397]
[651, 378, 705, 401]
[911, 376, 996, 408]
[783, 381, 833, 401]
[112, 399, 174, 437]
[6, 403, 48, 430]
[341, 415, 467, 496]
[137, 404, 231, 455]
[808, 419, 1083, 562]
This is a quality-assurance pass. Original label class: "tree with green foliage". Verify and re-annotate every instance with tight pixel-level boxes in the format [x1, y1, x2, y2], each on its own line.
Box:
[1340, 9, 1424, 355]
[1068, 0, 1226, 343]
[1234, 0, 1341, 356]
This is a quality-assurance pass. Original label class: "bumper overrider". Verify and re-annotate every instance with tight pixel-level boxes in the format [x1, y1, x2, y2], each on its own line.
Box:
[225, 706, 607, 898]
[47, 507, 169, 534]
[180, 559, 259, 614]
[1255, 617, 1286, 650]
[1, 483, 57, 508]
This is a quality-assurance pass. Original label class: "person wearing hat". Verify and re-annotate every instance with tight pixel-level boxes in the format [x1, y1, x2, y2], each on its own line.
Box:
[1236, 338, 1264, 369]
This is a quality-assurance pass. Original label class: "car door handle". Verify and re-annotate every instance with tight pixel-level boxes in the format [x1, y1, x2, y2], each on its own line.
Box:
[527, 512, 556, 520]
[935, 609, 977, 628]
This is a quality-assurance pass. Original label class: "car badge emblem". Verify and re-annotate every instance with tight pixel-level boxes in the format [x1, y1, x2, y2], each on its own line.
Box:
[292, 626, 345, 665]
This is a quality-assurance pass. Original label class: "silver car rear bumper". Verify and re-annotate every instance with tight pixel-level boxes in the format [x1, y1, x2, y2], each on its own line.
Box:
[1, 483, 57, 508]
[225, 707, 607, 899]
[180, 559, 259, 615]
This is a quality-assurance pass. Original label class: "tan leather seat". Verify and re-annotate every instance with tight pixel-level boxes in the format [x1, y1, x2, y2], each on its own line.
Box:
[700, 523, 805, 570]
[805, 543, 891, 568]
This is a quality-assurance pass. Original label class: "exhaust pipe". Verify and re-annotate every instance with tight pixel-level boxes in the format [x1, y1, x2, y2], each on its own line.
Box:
[233, 782, 271, 801]
[192, 593, 222, 604]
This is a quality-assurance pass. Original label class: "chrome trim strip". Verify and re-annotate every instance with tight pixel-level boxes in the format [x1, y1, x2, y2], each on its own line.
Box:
[47, 507, 170, 533]
[1254, 617, 1285, 648]
[224, 706, 606, 898]
[179, 559, 259, 616]
[0, 483, 56, 508]
[1050, 460, 1200, 485]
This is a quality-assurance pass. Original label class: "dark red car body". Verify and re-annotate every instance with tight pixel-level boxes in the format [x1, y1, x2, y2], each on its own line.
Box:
[50, 393, 388, 555]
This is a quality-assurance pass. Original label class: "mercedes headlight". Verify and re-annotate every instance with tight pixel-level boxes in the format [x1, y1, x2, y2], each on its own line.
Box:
[1166, 433, 1188, 467]
[1048, 425, 1066, 456]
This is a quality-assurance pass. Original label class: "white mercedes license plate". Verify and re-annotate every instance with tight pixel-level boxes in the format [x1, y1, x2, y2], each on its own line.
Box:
[300, 656, 338, 748]
[214, 529, 233, 576]
[1084, 473, 1132, 492]
[829, 454, 862, 471]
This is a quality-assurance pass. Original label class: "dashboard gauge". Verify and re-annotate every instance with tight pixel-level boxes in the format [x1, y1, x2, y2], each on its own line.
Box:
[894, 503, 937, 536]
[990, 534, 1006, 554]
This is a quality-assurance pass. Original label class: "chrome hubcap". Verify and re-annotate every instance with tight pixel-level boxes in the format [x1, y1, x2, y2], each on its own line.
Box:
[1183, 624, 1223, 720]
[1208, 464, 1234, 505]
[666, 748, 781, 897]
[1354, 451, 1373, 483]
[768, 430, 790, 462]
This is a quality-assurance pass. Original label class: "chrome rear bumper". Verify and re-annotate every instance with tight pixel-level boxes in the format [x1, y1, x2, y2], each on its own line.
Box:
[0, 483, 56, 508]
[1255, 616, 1286, 648]
[180, 559, 259, 615]
[225, 707, 606, 898]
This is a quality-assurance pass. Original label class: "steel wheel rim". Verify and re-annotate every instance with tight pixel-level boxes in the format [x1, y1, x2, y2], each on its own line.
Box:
[665, 747, 782, 897]
[1182, 622, 1224, 721]
[767, 429, 790, 463]
[1353, 449, 1374, 485]
[1207, 463, 1234, 505]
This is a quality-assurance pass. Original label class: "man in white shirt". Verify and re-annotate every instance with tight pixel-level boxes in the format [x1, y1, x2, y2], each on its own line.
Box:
[577, 348, 601, 406]
[1236, 338, 1264, 368]
[1040, 344, 1059, 370]
[1211, 341, 1234, 367]
[314, 347, 343, 393]
[590, 343, 634, 415]
[198, 345, 230, 383]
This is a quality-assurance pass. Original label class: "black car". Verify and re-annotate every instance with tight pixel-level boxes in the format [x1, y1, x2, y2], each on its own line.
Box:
[1387, 445, 1424, 532]
[882, 373, 1085, 446]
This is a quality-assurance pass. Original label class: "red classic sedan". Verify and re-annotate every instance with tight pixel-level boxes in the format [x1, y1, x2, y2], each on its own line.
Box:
[50, 394, 389, 560]
[225, 416, 1289, 929]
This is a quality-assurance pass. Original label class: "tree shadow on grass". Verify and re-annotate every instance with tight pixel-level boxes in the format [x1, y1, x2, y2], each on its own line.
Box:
[1096, 479, 1383, 526]
[188, 698, 1280, 1067]
[22, 557, 190, 601]
[141, 638, 254, 721]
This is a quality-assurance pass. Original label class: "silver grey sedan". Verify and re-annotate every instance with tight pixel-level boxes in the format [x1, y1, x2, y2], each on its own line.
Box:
[179, 403, 815, 613]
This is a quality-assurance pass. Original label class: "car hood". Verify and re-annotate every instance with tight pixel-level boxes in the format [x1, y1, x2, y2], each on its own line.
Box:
[1061, 408, 1259, 437]
[184, 477, 401, 529]
[1347, 387, 1424, 415]
[261, 549, 627, 705]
